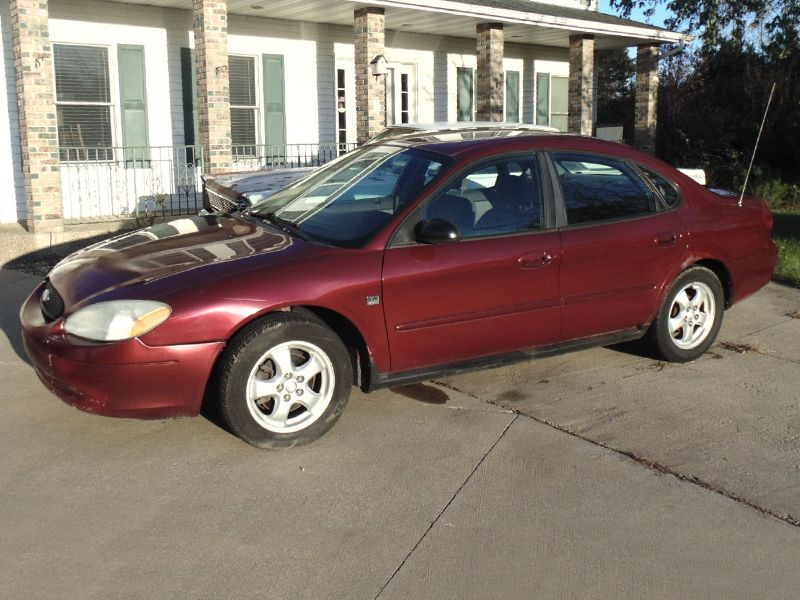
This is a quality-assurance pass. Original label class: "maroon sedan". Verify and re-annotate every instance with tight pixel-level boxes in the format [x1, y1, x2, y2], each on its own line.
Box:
[21, 130, 778, 448]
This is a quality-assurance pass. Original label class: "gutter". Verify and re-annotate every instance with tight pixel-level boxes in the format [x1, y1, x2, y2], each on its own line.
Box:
[357, 0, 691, 44]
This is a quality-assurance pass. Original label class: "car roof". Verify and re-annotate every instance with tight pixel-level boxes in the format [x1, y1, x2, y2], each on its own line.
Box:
[379, 127, 635, 161]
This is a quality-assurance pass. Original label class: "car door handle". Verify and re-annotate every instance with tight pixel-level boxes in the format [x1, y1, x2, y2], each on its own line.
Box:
[655, 232, 678, 247]
[518, 251, 554, 269]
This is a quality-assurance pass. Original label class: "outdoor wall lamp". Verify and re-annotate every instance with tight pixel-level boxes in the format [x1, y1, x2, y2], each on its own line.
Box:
[370, 54, 388, 77]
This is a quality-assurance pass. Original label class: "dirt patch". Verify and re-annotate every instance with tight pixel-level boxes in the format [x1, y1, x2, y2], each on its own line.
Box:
[718, 341, 760, 354]
[785, 310, 800, 320]
[496, 390, 527, 403]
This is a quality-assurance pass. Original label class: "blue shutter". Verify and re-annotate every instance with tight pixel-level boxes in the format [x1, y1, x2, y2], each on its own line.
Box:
[262, 55, 286, 154]
[505, 70, 520, 123]
[180, 47, 200, 164]
[536, 72, 550, 127]
[117, 44, 149, 165]
[457, 67, 473, 122]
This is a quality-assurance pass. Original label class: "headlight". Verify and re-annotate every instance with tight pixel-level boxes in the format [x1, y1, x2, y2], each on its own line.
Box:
[64, 300, 172, 342]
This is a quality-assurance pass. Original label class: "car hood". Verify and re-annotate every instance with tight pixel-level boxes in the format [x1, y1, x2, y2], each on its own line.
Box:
[48, 215, 307, 308]
[211, 168, 314, 202]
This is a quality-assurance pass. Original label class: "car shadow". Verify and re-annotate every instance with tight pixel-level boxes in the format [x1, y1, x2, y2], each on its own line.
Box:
[605, 337, 662, 361]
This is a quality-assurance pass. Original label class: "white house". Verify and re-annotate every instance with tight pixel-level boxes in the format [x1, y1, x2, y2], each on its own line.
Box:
[0, 0, 686, 241]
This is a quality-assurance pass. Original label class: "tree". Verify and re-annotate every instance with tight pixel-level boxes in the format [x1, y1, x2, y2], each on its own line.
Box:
[595, 48, 635, 139]
[609, 0, 800, 48]
[609, 0, 800, 186]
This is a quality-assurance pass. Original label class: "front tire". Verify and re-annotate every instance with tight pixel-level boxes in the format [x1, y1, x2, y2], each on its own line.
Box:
[647, 266, 724, 363]
[217, 313, 353, 448]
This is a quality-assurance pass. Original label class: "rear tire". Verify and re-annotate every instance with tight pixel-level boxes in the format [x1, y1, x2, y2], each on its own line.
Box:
[217, 313, 352, 449]
[646, 266, 724, 363]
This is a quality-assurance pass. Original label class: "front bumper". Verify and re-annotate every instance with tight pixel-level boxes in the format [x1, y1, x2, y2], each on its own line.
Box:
[20, 281, 225, 418]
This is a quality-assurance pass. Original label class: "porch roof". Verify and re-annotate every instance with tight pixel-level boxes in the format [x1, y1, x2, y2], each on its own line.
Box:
[113, 0, 689, 49]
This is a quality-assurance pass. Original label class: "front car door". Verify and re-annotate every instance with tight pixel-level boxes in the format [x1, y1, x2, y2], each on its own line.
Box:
[550, 151, 687, 341]
[382, 154, 562, 373]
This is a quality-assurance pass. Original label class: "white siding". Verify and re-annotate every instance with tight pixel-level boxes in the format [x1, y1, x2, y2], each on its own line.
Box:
[0, 1, 25, 224]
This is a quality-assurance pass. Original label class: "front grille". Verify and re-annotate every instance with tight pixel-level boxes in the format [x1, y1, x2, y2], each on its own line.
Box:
[40, 280, 65, 322]
[207, 188, 247, 214]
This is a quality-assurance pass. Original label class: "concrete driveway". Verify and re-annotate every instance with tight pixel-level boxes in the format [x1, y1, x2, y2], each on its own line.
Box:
[1, 268, 799, 599]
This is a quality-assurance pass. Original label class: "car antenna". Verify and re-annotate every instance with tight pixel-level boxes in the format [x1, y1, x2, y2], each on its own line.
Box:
[738, 81, 776, 208]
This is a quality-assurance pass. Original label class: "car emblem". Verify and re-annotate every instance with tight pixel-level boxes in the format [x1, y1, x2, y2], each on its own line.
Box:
[366, 295, 380, 306]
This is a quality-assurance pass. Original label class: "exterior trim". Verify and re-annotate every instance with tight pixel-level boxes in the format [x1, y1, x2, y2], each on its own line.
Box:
[354, 0, 689, 43]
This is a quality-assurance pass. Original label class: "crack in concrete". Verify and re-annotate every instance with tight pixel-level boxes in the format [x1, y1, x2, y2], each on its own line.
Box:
[373, 413, 519, 599]
[719, 332, 800, 366]
[434, 380, 800, 530]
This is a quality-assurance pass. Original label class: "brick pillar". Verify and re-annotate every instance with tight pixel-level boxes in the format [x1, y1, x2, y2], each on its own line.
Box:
[10, 0, 62, 233]
[193, 0, 231, 174]
[354, 7, 385, 145]
[568, 34, 594, 136]
[476, 23, 504, 122]
[635, 44, 659, 155]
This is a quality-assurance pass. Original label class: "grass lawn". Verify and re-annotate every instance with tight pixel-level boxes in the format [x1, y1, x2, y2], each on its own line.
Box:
[772, 209, 800, 285]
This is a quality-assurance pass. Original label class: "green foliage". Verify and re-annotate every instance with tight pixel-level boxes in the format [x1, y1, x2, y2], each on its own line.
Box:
[595, 49, 635, 137]
[752, 179, 800, 211]
[772, 210, 800, 285]
[655, 41, 799, 189]
[609, 0, 800, 49]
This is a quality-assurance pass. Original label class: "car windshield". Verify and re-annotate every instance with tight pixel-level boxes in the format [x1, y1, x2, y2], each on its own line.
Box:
[249, 145, 447, 247]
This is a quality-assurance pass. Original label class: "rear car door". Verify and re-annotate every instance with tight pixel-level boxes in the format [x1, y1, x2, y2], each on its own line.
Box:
[550, 151, 687, 341]
[381, 154, 562, 373]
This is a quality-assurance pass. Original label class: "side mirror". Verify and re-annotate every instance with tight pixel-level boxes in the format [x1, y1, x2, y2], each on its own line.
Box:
[414, 218, 461, 244]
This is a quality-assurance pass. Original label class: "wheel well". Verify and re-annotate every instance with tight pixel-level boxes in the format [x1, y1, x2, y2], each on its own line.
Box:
[693, 259, 733, 308]
[292, 306, 371, 389]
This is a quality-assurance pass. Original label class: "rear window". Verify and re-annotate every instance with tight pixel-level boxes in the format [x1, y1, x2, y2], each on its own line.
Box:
[639, 166, 681, 209]
[552, 152, 657, 225]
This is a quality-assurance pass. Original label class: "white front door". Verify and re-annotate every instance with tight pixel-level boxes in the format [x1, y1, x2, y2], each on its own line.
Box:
[335, 61, 356, 150]
[386, 63, 417, 125]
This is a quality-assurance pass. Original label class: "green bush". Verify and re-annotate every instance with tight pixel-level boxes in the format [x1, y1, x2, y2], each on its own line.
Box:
[751, 178, 800, 211]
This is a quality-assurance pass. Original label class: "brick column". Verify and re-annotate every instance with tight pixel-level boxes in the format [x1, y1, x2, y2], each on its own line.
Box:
[193, 0, 231, 174]
[476, 23, 504, 122]
[10, 0, 62, 233]
[635, 44, 659, 155]
[354, 7, 385, 145]
[568, 34, 594, 136]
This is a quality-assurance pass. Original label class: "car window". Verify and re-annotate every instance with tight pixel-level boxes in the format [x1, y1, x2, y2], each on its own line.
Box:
[639, 165, 681, 209]
[263, 146, 445, 248]
[422, 156, 543, 239]
[552, 152, 657, 225]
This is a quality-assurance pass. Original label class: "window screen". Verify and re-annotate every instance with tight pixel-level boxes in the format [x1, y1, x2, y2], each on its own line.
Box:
[229, 55, 258, 149]
[54, 44, 113, 161]
[553, 153, 657, 224]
